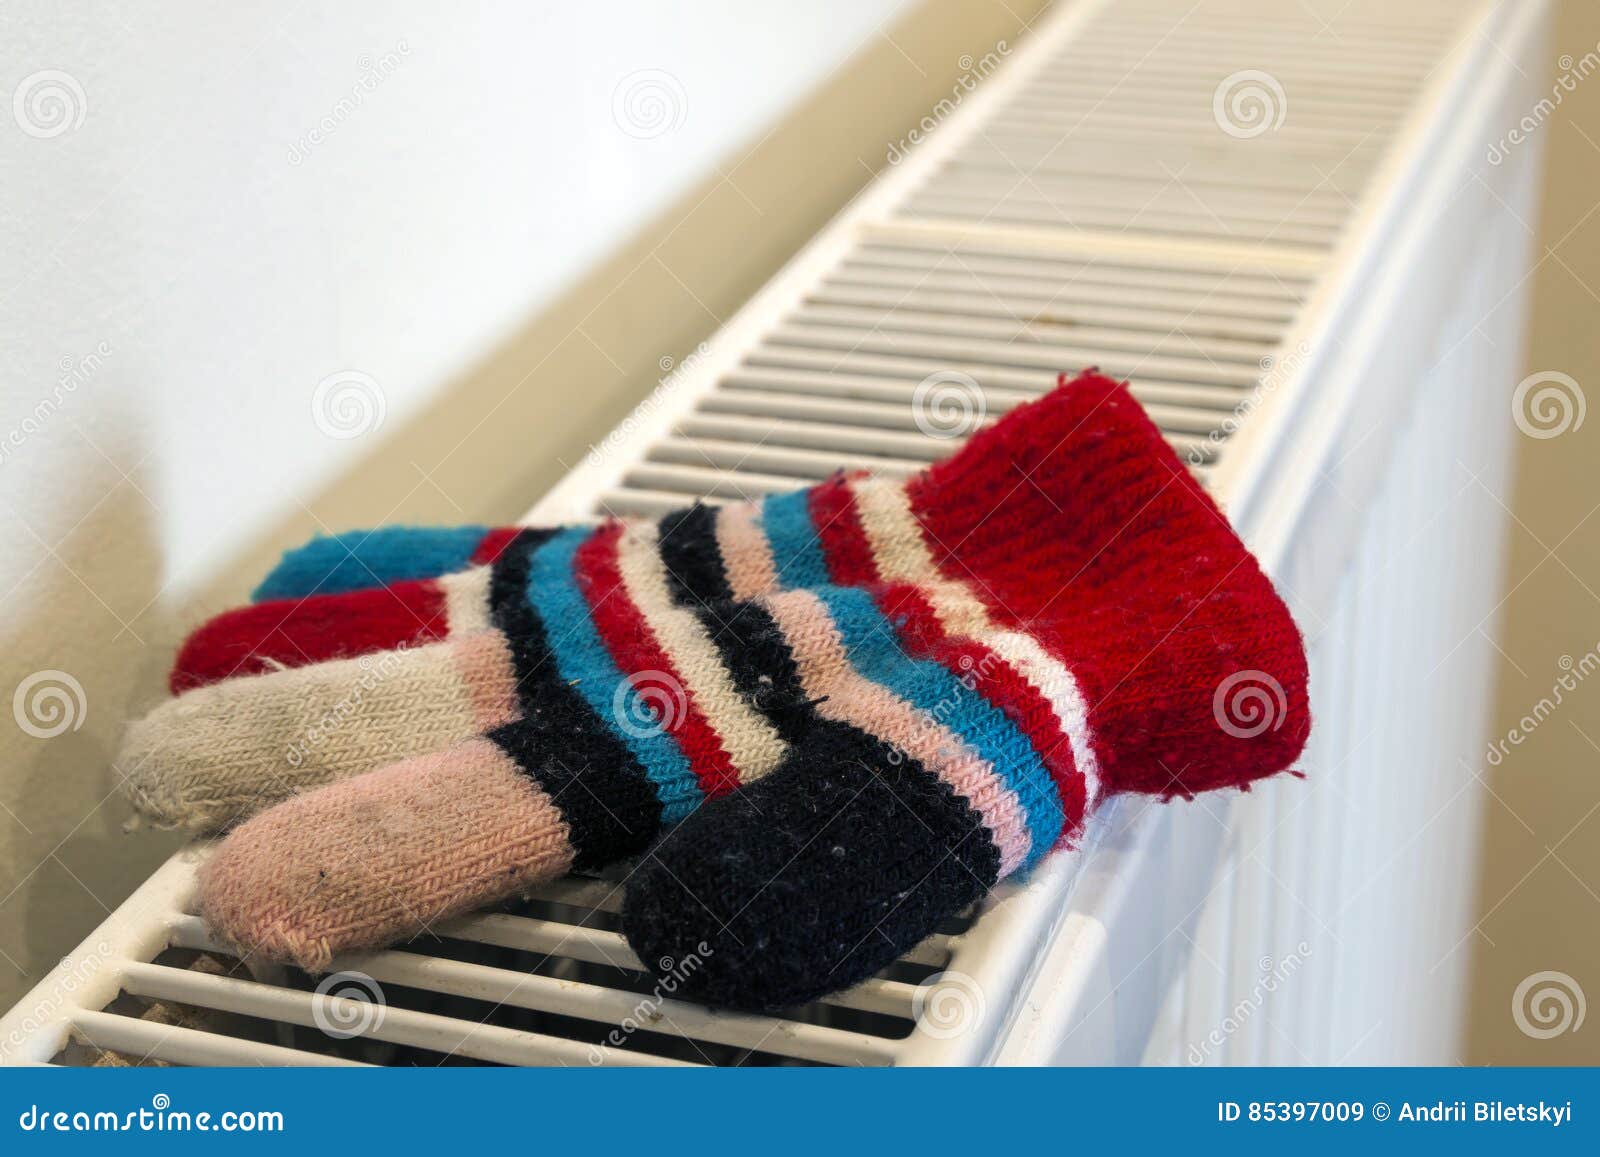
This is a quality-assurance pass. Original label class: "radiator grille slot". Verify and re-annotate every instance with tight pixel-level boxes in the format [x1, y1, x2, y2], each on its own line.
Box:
[603, 237, 1302, 516]
[901, 5, 1460, 251]
[61, 871, 964, 1068]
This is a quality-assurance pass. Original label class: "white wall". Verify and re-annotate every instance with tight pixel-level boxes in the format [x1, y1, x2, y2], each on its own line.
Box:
[1, 0, 901, 589]
[0, 0, 916, 1008]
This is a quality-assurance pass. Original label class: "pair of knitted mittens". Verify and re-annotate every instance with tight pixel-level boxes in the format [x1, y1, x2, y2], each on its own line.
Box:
[117, 371, 1310, 1011]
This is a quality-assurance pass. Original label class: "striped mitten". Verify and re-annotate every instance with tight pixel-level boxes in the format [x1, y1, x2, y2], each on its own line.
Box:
[123, 370, 1119, 831]
[253, 525, 525, 603]
[619, 555, 1308, 1009]
[168, 527, 525, 693]
[614, 375, 1314, 1008]
[193, 374, 1307, 979]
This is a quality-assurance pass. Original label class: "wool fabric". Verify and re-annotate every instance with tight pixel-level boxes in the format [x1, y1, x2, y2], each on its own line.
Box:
[122, 631, 519, 832]
[186, 373, 1308, 993]
[620, 372, 1311, 1007]
[251, 524, 520, 602]
[133, 370, 1145, 829]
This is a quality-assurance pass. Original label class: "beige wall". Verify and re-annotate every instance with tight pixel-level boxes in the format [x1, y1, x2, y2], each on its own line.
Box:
[1466, 0, 1600, 1066]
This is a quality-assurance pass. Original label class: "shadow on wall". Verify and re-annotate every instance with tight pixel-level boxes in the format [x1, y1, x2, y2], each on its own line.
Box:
[0, 0, 1048, 1014]
[0, 400, 187, 1006]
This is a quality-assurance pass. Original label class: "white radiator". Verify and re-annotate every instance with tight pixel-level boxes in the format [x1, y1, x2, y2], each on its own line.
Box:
[0, 0, 1548, 1066]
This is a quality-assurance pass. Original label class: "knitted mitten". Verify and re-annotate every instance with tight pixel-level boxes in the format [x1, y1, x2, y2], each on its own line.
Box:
[252, 525, 524, 603]
[195, 374, 1307, 976]
[168, 528, 528, 693]
[123, 371, 1117, 831]
[616, 376, 1313, 1010]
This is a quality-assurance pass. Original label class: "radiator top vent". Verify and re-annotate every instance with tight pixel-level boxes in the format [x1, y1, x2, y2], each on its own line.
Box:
[594, 0, 1461, 521]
